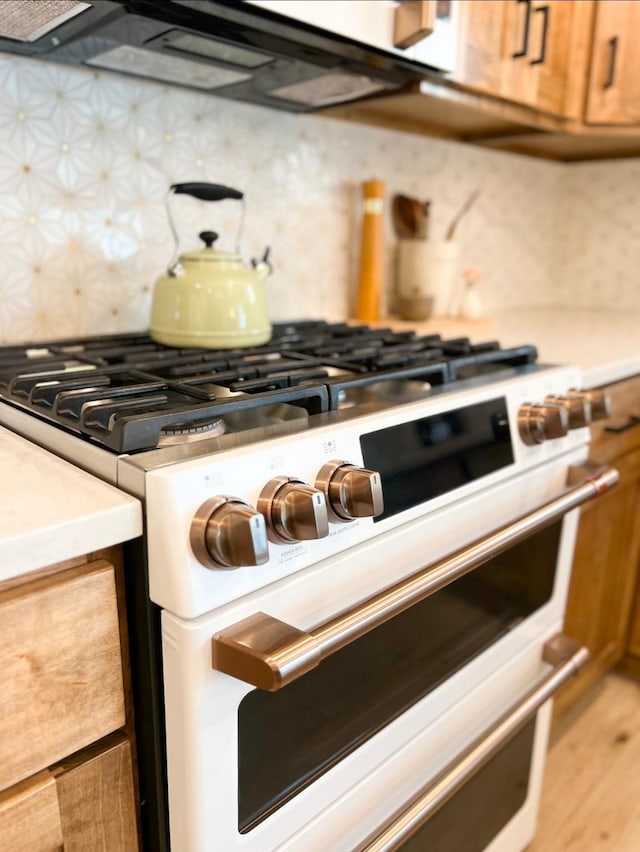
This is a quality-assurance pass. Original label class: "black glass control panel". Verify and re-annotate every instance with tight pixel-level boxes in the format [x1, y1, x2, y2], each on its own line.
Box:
[361, 397, 514, 521]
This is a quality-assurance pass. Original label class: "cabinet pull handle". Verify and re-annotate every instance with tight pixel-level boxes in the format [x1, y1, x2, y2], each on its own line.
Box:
[530, 5, 550, 65]
[604, 36, 619, 89]
[394, 1, 436, 49]
[211, 465, 618, 691]
[512, 0, 532, 58]
[354, 634, 590, 851]
[605, 414, 640, 434]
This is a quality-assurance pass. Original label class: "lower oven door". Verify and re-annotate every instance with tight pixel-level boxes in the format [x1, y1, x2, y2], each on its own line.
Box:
[285, 635, 587, 852]
[160, 452, 613, 851]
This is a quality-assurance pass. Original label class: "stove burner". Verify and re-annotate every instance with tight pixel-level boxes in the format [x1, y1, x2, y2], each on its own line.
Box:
[158, 417, 227, 446]
[0, 321, 538, 454]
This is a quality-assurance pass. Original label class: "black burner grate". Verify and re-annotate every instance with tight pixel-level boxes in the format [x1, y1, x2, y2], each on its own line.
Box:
[0, 321, 537, 453]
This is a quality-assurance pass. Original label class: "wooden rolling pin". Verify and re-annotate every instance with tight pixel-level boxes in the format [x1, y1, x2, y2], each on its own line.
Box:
[355, 178, 386, 321]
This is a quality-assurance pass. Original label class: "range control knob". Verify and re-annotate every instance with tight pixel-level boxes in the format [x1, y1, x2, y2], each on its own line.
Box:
[568, 389, 611, 422]
[258, 477, 329, 544]
[518, 402, 569, 446]
[190, 496, 269, 570]
[544, 394, 591, 429]
[316, 460, 384, 522]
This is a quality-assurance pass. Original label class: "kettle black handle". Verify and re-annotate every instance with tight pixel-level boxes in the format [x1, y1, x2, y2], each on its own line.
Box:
[170, 182, 244, 202]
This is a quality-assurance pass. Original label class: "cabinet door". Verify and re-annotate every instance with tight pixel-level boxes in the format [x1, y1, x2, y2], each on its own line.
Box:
[451, 1, 507, 95]
[53, 735, 139, 851]
[0, 737, 139, 852]
[557, 447, 640, 713]
[501, 0, 593, 119]
[453, 0, 593, 119]
[586, 0, 640, 124]
[0, 772, 63, 852]
[0, 560, 125, 790]
[628, 570, 640, 657]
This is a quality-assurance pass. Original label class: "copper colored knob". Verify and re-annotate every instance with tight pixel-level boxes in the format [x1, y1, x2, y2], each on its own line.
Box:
[316, 461, 384, 522]
[545, 394, 591, 429]
[191, 496, 269, 570]
[258, 477, 329, 544]
[518, 402, 569, 446]
[569, 389, 611, 422]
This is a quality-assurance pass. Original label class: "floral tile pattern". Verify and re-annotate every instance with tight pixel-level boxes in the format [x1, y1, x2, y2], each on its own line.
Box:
[0, 54, 638, 343]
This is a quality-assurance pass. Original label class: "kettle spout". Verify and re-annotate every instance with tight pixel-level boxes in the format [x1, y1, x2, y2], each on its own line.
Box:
[251, 246, 272, 279]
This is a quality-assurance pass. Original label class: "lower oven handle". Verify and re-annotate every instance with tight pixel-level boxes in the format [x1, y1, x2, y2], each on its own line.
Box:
[212, 465, 617, 691]
[354, 633, 589, 852]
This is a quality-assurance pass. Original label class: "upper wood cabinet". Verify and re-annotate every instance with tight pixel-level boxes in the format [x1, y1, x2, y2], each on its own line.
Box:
[326, 1, 640, 160]
[453, 0, 507, 96]
[585, 0, 640, 124]
[452, 0, 594, 119]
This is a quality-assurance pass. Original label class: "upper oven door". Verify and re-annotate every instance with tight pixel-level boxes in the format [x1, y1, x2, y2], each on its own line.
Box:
[159, 450, 614, 851]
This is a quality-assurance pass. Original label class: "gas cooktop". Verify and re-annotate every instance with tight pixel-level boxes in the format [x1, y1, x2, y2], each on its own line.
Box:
[0, 321, 537, 453]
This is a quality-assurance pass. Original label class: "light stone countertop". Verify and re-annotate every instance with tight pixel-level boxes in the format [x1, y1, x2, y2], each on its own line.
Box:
[375, 308, 639, 388]
[0, 426, 142, 583]
[490, 307, 639, 388]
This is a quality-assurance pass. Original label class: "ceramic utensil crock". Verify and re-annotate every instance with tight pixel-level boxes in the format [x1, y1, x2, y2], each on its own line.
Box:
[150, 182, 272, 349]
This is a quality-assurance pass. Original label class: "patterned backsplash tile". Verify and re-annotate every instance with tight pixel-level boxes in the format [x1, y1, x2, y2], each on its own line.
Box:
[0, 54, 637, 343]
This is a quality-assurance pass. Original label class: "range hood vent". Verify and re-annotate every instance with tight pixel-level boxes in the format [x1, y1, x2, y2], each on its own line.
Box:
[0, 0, 90, 42]
[0, 0, 430, 112]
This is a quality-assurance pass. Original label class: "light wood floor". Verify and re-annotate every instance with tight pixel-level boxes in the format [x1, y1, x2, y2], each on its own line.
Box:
[529, 670, 640, 851]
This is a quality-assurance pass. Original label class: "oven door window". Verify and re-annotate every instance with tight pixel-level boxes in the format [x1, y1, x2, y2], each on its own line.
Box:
[237, 522, 561, 832]
[398, 717, 536, 852]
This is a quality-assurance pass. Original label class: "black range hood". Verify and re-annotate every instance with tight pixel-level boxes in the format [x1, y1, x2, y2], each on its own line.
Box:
[0, 0, 434, 111]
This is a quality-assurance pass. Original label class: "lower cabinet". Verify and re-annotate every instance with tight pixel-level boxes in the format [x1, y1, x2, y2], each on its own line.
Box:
[0, 735, 138, 852]
[556, 374, 640, 713]
[0, 771, 62, 852]
[626, 583, 640, 657]
[0, 550, 139, 850]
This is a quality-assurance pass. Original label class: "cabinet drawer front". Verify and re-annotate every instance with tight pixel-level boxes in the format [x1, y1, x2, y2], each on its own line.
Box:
[0, 560, 125, 790]
[54, 734, 139, 851]
[0, 771, 63, 852]
[590, 375, 640, 463]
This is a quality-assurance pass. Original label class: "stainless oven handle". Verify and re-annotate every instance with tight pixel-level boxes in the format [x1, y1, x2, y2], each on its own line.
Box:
[354, 633, 590, 852]
[211, 465, 617, 691]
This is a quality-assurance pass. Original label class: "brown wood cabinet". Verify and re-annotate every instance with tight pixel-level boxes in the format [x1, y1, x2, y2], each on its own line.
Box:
[585, 0, 640, 125]
[452, 0, 507, 99]
[0, 771, 63, 852]
[452, 0, 593, 119]
[0, 550, 139, 850]
[0, 737, 137, 852]
[627, 575, 640, 656]
[556, 374, 640, 714]
[327, 1, 640, 161]
[53, 735, 138, 851]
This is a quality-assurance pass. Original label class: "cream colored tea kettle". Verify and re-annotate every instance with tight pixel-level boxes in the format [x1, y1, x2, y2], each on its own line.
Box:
[150, 182, 272, 349]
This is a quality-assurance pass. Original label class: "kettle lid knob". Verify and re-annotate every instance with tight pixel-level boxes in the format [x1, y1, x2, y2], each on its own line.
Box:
[199, 230, 219, 248]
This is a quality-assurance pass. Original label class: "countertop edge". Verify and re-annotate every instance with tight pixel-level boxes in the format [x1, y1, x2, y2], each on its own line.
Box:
[0, 501, 142, 583]
[0, 426, 142, 583]
[582, 357, 640, 389]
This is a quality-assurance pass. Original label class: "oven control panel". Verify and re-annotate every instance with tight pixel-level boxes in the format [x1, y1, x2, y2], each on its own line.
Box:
[143, 364, 595, 619]
[189, 463, 384, 569]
